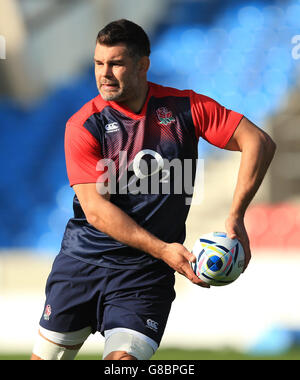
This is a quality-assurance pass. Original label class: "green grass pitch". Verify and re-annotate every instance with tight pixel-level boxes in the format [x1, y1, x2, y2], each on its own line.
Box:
[1, 347, 300, 360]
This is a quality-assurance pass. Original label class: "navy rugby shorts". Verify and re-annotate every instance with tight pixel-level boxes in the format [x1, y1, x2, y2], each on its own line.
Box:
[39, 252, 176, 346]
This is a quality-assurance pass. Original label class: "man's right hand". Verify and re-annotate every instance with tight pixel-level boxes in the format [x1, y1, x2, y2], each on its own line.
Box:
[160, 243, 210, 288]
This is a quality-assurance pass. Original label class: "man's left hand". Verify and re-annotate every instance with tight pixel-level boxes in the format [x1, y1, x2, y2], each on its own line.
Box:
[225, 214, 251, 272]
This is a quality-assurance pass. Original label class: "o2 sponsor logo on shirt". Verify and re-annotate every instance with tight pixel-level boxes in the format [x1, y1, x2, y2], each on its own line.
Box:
[96, 149, 204, 205]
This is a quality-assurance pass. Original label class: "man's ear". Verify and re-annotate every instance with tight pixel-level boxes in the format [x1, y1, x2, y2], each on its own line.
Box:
[138, 56, 150, 74]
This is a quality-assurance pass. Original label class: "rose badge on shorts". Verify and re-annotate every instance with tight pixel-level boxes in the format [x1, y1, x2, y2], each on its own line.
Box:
[43, 305, 52, 321]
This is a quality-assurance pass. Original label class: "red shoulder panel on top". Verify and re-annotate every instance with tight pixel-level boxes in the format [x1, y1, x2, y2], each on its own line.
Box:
[149, 82, 191, 99]
[65, 95, 108, 187]
[65, 122, 105, 187]
[68, 94, 108, 126]
[190, 91, 244, 148]
[149, 83, 243, 148]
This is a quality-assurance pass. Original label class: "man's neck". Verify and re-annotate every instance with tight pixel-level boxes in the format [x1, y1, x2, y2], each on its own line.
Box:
[118, 81, 149, 114]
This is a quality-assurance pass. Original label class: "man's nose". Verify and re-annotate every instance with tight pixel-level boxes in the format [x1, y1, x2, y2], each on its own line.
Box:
[102, 63, 113, 78]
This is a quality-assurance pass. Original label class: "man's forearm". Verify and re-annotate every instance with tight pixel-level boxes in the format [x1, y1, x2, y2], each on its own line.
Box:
[86, 197, 167, 258]
[229, 132, 276, 217]
[86, 196, 210, 285]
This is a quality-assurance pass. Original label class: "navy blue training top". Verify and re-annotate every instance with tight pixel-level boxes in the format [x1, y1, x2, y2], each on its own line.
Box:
[61, 82, 243, 269]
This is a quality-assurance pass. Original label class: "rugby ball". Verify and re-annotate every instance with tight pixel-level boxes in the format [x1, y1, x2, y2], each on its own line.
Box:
[191, 232, 245, 286]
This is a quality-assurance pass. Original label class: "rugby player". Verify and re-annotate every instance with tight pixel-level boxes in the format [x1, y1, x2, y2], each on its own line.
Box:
[31, 19, 276, 360]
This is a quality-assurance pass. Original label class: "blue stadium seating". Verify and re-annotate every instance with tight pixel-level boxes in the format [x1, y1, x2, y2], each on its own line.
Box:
[0, 68, 98, 251]
[0, 0, 299, 252]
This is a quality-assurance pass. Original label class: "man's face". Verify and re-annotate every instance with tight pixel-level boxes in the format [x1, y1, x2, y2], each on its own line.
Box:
[94, 43, 142, 103]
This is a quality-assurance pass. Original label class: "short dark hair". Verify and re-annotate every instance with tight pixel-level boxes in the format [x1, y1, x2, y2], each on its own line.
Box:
[96, 19, 151, 58]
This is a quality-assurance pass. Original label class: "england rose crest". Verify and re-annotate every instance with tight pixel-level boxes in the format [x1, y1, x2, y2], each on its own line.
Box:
[156, 107, 176, 126]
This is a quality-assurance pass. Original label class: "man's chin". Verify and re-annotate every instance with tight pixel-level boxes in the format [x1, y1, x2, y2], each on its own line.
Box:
[99, 90, 122, 102]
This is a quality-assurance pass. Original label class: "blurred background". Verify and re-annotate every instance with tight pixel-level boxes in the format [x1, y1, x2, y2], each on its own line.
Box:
[1, 0, 300, 359]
